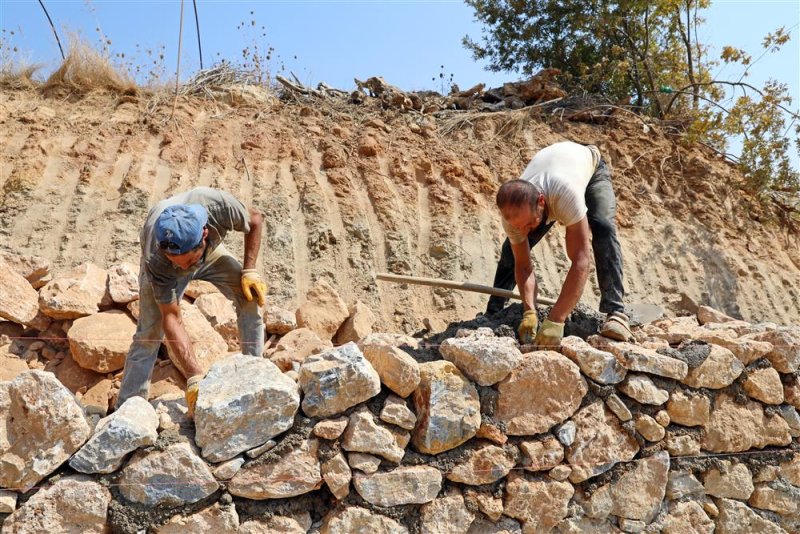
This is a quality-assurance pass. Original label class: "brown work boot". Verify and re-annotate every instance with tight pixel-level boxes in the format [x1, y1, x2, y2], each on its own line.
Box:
[600, 311, 633, 341]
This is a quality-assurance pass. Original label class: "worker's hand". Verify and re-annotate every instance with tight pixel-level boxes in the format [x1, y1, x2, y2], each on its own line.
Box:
[518, 310, 539, 344]
[534, 319, 565, 349]
[241, 269, 267, 307]
[185, 375, 202, 419]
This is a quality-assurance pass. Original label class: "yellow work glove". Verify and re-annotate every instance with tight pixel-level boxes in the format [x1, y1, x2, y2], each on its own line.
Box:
[185, 375, 202, 419]
[241, 269, 267, 307]
[534, 319, 565, 349]
[518, 310, 539, 344]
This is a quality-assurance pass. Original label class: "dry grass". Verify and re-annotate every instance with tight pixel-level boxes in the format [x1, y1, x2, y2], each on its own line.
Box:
[0, 64, 41, 90]
[41, 40, 136, 96]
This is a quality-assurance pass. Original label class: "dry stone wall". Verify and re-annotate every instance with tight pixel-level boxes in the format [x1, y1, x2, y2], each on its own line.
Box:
[1, 252, 799, 533]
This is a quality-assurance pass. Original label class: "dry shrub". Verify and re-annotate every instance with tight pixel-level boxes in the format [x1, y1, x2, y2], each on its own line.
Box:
[0, 64, 41, 90]
[42, 40, 136, 97]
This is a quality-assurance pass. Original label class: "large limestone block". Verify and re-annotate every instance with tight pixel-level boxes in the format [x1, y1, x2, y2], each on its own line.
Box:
[411, 360, 481, 454]
[743, 367, 784, 404]
[264, 304, 297, 335]
[168, 301, 229, 375]
[560, 336, 627, 384]
[503, 472, 573, 533]
[295, 279, 349, 340]
[1, 475, 110, 534]
[299, 342, 381, 417]
[335, 300, 377, 344]
[619, 374, 668, 405]
[229, 438, 323, 499]
[608, 450, 670, 522]
[566, 401, 639, 483]
[353, 466, 442, 507]
[0, 260, 39, 325]
[703, 462, 755, 500]
[119, 442, 218, 506]
[320, 506, 408, 534]
[156, 503, 239, 534]
[748, 484, 800, 516]
[420, 492, 475, 534]
[496, 351, 587, 436]
[0, 251, 51, 288]
[588, 336, 688, 380]
[439, 333, 522, 386]
[38, 263, 110, 319]
[702, 394, 792, 452]
[747, 327, 800, 373]
[716, 337, 774, 365]
[715, 498, 787, 534]
[194, 293, 238, 350]
[69, 396, 158, 474]
[270, 327, 332, 371]
[682, 345, 743, 389]
[360, 343, 421, 397]
[661, 501, 714, 534]
[67, 310, 136, 373]
[342, 407, 406, 463]
[446, 445, 516, 485]
[195, 354, 300, 462]
[0, 371, 92, 492]
[107, 262, 139, 304]
[667, 390, 710, 427]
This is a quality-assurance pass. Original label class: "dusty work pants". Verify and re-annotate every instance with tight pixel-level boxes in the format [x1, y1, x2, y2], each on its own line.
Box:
[116, 246, 264, 408]
[486, 158, 626, 315]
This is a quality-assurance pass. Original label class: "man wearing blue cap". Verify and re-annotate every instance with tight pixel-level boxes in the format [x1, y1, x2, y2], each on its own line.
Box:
[116, 187, 267, 416]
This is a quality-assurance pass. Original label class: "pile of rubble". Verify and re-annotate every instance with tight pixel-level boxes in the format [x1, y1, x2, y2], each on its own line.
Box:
[1, 250, 799, 533]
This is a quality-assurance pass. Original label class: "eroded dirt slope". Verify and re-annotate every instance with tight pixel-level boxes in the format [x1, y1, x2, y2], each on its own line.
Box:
[1, 88, 799, 330]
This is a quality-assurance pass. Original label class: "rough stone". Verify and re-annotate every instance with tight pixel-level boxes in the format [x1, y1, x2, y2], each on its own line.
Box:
[156, 503, 239, 534]
[786, 375, 800, 409]
[439, 333, 522, 386]
[447, 445, 516, 485]
[420, 492, 475, 534]
[357, 332, 421, 351]
[0, 489, 16, 514]
[718, 337, 774, 365]
[107, 262, 139, 304]
[80, 378, 113, 416]
[411, 360, 480, 454]
[270, 327, 332, 371]
[566, 400, 639, 482]
[38, 263, 110, 319]
[264, 305, 297, 335]
[496, 351, 587, 436]
[322, 451, 352, 499]
[667, 390, 710, 427]
[195, 354, 300, 462]
[780, 454, 800, 486]
[715, 497, 787, 534]
[320, 506, 408, 534]
[150, 392, 189, 430]
[246, 439, 276, 459]
[682, 345, 743, 389]
[467, 517, 522, 534]
[749, 483, 800, 516]
[229, 438, 322, 499]
[661, 500, 714, 534]
[67, 310, 136, 373]
[212, 456, 245, 480]
[520, 436, 564, 472]
[119, 441, 218, 506]
[503, 472, 573, 533]
[0, 251, 50, 289]
[463, 488, 504, 522]
[335, 300, 377, 344]
[0, 475, 110, 534]
[295, 279, 350, 340]
[360, 343, 421, 398]
[743, 367, 784, 404]
[69, 396, 158, 474]
[184, 279, 220, 299]
[655, 410, 671, 427]
[0, 259, 39, 325]
[697, 305, 738, 324]
[313, 417, 349, 440]
[342, 407, 405, 463]
[747, 327, 800, 373]
[618, 519, 646, 533]
[0, 350, 28, 382]
[619, 373, 669, 405]
[605, 393, 633, 421]
[555, 516, 618, 534]
[299, 342, 381, 417]
[549, 464, 572, 481]
[702, 393, 792, 452]
[194, 293, 238, 350]
[0, 371, 92, 492]
[779, 405, 800, 437]
[666, 470, 705, 500]
[168, 301, 229, 375]
[348, 452, 382, 474]
[665, 434, 701, 456]
[635, 414, 666, 442]
[380, 394, 417, 430]
[240, 515, 309, 534]
[609, 450, 670, 521]
[560, 335, 627, 384]
[353, 466, 442, 507]
[556, 421, 576, 446]
[588, 336, 688, 380]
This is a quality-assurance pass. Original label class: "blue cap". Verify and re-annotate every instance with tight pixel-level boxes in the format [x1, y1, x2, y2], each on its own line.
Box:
[155, 204, 208, 254]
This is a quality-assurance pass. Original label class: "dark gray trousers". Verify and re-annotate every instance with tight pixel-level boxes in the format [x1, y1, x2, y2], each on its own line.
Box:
[486, 159, 625, 315]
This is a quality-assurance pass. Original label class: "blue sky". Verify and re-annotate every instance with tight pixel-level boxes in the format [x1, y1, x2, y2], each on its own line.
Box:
[1, 0, 798, 162]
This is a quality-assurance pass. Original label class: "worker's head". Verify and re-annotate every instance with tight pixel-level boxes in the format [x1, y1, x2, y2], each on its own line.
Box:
[155, 204, 209, 270]
[496, 180, 546, 234]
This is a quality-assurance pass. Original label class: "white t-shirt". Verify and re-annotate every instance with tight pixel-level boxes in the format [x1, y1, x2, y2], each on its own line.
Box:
[502, 141, 598, 244]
